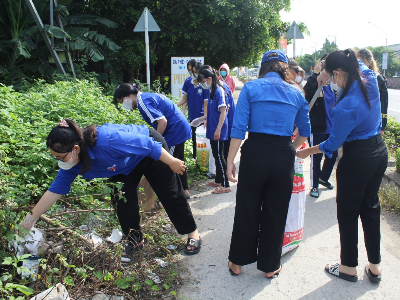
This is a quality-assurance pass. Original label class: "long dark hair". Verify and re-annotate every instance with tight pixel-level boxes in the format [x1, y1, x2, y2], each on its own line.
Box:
[325, 49, 370, 108]
[46, 119, 97, 174]
[113, 81, 141, 109]
[258, 59, 290, 83]
[197, 66, 224, 100]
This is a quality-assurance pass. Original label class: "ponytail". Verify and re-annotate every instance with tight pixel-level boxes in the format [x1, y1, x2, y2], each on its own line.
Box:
[47, 119, 97, 174]
[325, 49, 370, 108]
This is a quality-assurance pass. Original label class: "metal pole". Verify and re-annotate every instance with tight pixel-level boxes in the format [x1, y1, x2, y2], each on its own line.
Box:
[144, 8, 150, 89]
[384, 36, 388, 77]
[293, 28, 296, 58]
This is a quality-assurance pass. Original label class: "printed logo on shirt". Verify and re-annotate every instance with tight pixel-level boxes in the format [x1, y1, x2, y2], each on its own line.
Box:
[108, 164, 116, 171]
[198, 89, 203, 94]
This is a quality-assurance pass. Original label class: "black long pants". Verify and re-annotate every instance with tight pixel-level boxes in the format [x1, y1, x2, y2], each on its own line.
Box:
[110, 129, 197, 241]
[308, 133, 338, 188]
[224, 137, 231, 163]
[229, 133, 295, 273]
[191, 126, 197, 159]
[336, 134, 387, 267]
[210, 139, 229, 187]
[169, 142, 189, 190]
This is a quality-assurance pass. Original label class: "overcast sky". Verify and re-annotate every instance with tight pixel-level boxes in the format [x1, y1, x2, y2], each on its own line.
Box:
[280, 0, 398, 58]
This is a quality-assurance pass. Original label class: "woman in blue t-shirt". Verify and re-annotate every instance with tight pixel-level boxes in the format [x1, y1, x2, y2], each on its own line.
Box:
[114, 82, 192, 199]
[197, 67, 230, 194]
[297, 49, 387, 283]
[19, 119, 201, 256]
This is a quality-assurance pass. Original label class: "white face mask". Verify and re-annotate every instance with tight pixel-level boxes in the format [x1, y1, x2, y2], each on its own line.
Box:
[200, 82, 211, 90]
[58, 149, 78, 170]
[295, 75, 303, 84]
[191, 73, 197, 80]
[122, 98, 133, 111]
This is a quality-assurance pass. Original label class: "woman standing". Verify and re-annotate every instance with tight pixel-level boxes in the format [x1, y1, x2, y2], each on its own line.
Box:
[19, 119, 201, 256]
[226, 50, 310, 277]
[176, 61, 209, 160]
[197, 67, 231, 194]
[114, 82, 192, 199]
[357, 48, 388, 136]
[297, 49, 387, 282]
[218, 63, 236, 94]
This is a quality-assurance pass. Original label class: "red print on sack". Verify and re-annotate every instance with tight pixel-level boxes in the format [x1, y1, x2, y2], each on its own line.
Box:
[108, 164, 116, 171]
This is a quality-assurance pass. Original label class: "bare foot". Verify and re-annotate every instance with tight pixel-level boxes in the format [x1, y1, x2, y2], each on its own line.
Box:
[339, 264, 357, 276]
[228, 262, 241, 275]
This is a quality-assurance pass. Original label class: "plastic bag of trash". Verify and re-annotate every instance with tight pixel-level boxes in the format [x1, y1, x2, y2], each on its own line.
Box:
[11, 226, 47, 257]
[21, 255, 41, 281]
[30, 283, 70, 300]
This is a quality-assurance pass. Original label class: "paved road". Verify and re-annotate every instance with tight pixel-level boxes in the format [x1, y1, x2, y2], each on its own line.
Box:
[388, 88, 400, 122]
[178, 77, 400, 300]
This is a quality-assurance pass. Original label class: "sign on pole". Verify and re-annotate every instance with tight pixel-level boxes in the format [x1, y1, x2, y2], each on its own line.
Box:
[171, 57, 204, 98]
[382, 52, 388, 70]
[134, 8, 160, 89]
[284, 21, 304, 58]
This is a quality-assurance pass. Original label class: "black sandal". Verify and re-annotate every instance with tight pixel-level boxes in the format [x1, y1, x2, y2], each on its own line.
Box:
[184, 237, 201, 255]
[207, 173, 215, 179]
[123, 234, 144, 256]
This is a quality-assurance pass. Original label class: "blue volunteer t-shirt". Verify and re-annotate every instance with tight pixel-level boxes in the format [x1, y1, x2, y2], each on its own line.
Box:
[49, 124, 163, 195]
[182, 77, 210, 121]
[206, 85, 228, 141]
[137, 92, 192, 148]
[222, 82, 235, 137]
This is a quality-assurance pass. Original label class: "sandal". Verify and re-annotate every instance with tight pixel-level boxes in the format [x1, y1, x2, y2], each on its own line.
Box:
[206, 180, 221, 187]
[266, 264, 282, 279]
[212, 187, 231, 194]
[184, 237, 201, 255]
[325, 263, 358, 282]
[365, 264, 381, 282]
[122, 234, 144, 256]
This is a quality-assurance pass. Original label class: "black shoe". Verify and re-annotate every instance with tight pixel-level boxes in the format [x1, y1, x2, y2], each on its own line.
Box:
[319, 178, 334, 189]
[310, 187, 319, 198]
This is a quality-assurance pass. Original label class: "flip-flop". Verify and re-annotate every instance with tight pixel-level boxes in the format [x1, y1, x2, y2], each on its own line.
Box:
[212, 187, 231, 194]
[365, 264, 381, 282]
[228, 262, 240, 276]
[325, 263, 358, 282]
[206, 181, 221, 187]
[184, 237, 201, 255]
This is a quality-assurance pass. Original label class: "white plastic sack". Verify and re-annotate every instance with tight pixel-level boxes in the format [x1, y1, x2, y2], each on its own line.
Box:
[282, 157, 306, 255]
[195, 126, 211, 172]
[30, 283, 70, 300]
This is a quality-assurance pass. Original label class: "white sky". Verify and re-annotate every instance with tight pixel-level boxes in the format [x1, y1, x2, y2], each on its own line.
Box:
[280, 0, 399, 58]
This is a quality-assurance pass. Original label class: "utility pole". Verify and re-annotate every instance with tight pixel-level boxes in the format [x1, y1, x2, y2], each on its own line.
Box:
[368, 22, 388, 76]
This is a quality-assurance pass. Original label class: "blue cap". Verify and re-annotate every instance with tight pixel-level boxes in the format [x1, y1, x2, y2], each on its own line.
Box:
[261, 50, 288, 64]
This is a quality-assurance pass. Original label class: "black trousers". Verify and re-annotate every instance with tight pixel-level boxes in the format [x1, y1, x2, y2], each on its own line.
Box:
[110, 129, 197, 241]
[229, 133, 295, 272]
[210, 139, 229, 187]
[170, 142, 189, 190]
[224, 137, 231, 163]
[308, 133, 338, 188]
[191, 126, 197, 159]
[336, 134, 387, 267]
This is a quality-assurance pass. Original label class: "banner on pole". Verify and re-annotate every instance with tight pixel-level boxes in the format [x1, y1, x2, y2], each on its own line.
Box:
[171, 57, 204, 98]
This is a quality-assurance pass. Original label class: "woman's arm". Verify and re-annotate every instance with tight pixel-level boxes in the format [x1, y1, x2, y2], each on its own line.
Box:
[156, 117, 168, 135]
[159, 148, 186, 175]
[214, 106, 226, 140]
[20, 191, 62, 230]
[176, 93, 188, 107]
[226, 138, 242, 182]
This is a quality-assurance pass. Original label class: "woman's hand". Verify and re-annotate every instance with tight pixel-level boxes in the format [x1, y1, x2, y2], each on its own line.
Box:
[214, 129, 221, 140]
[19, 213, 37, 231]
[169, 158, 186, 175]
[227, 162, 237, 182]
[314, 59, 322, 74]
[296, 147, 314, 159]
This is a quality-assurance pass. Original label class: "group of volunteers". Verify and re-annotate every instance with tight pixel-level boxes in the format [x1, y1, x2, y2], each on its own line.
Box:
[20, 46, 388, 283]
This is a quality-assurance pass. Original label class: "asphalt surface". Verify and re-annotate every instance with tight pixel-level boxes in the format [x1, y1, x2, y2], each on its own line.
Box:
[388, 88, 400, 122]
[177, 77, 400, 300]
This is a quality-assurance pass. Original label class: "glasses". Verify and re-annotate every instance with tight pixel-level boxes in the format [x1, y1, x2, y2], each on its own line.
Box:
[50, 147, 73, 161]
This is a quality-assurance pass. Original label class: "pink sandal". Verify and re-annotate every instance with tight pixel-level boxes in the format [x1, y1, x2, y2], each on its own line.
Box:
[212, 187, 231, 194]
